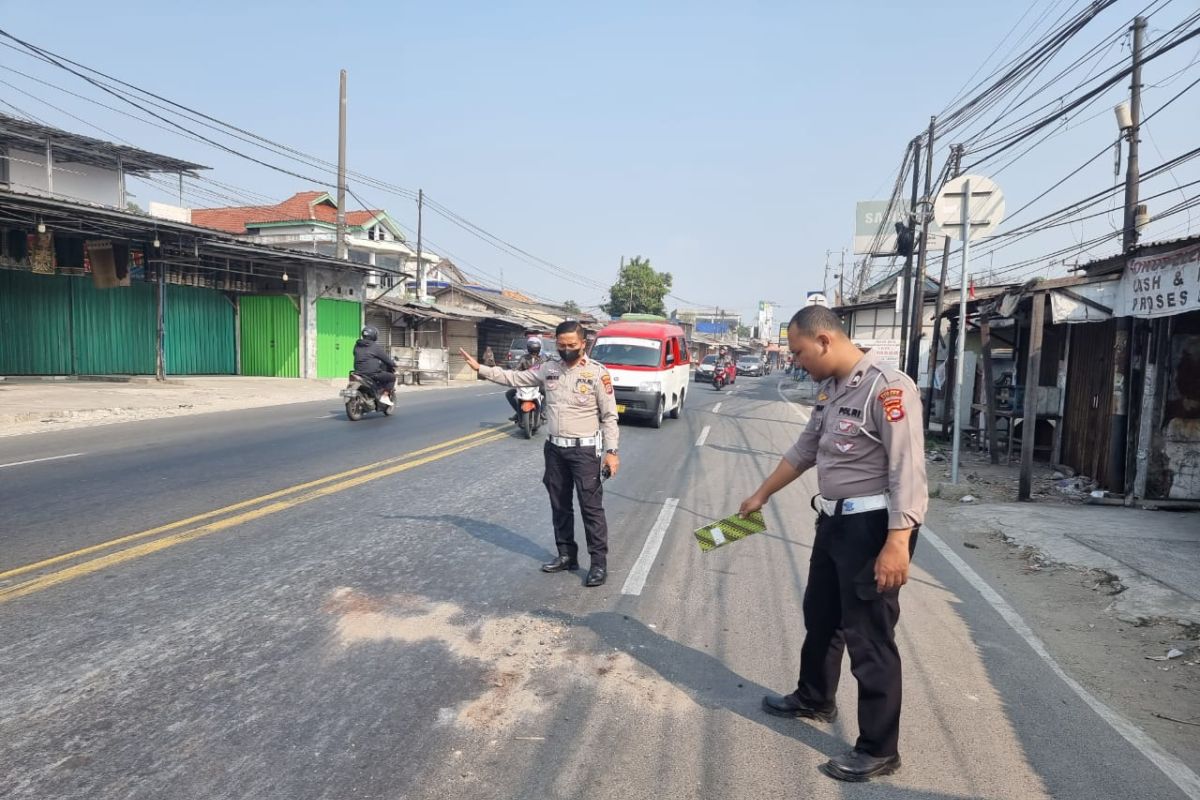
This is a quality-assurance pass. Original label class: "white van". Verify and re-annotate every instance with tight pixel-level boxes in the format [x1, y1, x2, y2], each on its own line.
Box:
[590, 318, 691, 428]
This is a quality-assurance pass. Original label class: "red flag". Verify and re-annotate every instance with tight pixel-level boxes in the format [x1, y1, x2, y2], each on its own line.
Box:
[968, 277, 976, 300]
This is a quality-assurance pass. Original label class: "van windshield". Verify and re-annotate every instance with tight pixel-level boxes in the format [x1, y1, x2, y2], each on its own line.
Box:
[591, 338, 662, 367]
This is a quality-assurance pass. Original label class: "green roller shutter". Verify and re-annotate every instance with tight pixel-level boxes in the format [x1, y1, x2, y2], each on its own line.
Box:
[165, 285, 235, 375]
[316, 298, 362, 379]
[239, 295, 300, 377]
[0, 270, 73, 375]
[70, 277, 156, 375]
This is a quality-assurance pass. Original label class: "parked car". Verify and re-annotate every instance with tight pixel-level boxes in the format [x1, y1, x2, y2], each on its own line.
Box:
[736, 355, 763, 377]
[590, 318, 691, 428]
[696, 354, 718, 381]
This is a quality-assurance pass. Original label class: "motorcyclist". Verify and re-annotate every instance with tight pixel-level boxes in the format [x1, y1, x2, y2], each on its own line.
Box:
[353, 326, 397, 406]
[507, 336, 548, 421]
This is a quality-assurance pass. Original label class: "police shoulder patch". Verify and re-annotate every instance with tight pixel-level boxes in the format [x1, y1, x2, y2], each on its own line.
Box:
[878, 387, 905, 422]
[601, 374, 613, 394]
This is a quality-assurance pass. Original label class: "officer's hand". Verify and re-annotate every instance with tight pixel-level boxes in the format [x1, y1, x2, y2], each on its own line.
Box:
[738, 493, 765, 518]
[603, 453, 620, 478]
[874, 538, 911, 592]
[459, 348, 481, 371]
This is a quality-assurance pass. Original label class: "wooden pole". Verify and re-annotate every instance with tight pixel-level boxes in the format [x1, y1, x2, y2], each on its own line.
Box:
[940, 315, 958, 436]
[979, 315, 1000, 464]
[1019, 293, 1046, 501]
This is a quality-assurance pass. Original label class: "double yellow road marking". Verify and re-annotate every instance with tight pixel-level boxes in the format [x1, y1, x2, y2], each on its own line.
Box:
[0, 426, 511, 604]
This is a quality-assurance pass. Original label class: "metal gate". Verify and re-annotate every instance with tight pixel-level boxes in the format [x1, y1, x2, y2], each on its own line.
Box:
[445, 319, 476, 382]
[1061, 320, 1115, 486]
[239, 295, 300, 377]
[165, 285, 235, 375]
[0, 269, 73, 375]
[316, 298, 361, 379]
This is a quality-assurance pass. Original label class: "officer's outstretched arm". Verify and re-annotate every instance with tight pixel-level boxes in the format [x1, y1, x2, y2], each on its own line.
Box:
[460, 347, 542, 387]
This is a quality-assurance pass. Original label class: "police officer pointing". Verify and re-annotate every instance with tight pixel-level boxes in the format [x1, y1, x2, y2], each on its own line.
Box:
[460, 320, 620, 587]
[739, 305, 927, 783]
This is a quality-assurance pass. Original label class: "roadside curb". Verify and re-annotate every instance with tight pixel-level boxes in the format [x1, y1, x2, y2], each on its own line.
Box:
[928, 503, 1200, 628]
[0, 379, 481, 438]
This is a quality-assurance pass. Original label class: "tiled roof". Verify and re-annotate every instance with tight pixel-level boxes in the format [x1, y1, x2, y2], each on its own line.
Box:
[191, 191, 385, 234]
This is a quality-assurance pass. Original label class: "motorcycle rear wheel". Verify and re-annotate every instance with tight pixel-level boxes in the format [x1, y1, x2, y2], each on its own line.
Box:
[521, 410, 534, 439]
[345, 398, 364, 421]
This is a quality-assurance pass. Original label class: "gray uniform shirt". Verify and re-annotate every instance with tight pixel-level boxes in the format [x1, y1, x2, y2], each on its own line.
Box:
[783, 349, 928, 530]
[479, 356, 620, 450]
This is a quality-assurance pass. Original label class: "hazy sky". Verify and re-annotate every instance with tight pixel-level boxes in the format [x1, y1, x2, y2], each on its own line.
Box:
[2, 0, 1196, 326]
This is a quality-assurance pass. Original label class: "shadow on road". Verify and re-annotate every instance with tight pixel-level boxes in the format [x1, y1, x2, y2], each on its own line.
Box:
[381, 513, 554, 563]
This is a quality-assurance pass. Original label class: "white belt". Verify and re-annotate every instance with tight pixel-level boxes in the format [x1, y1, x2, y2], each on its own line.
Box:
[549, 435, 599, 448]
[817, 493, 889, 516]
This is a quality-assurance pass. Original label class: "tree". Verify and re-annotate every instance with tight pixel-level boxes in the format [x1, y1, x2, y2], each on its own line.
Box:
[125, 201, 144, 215]
[561, 299, 582, 316]
[603, 256, 672, 317]
[737, 324, 752, 339]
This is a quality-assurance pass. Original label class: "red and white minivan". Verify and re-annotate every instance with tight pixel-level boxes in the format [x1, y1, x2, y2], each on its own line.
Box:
[590, 316, 691, 428]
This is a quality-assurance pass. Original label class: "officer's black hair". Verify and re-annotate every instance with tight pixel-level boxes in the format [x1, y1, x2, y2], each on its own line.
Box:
[788, 306, 847, 338]
[555, 320, 585, 337]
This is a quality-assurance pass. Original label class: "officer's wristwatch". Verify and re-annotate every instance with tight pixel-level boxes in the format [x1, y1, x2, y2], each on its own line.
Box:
[605, 449, 619, 455]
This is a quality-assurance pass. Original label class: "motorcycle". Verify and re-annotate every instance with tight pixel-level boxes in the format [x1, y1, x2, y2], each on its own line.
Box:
[712, 369, 728, 391]
[341, 371, 395, 421]
[515, 384, 544, 438]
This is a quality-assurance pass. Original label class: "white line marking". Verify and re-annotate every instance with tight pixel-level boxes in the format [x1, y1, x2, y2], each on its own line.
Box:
[712, 402, 723, 414]
[621, 498, 679, 596]
[695, 426, 711, 447]
[0, 453, 84, 470]
[923, 525, 1200, 799]
[776, 379, 812, 418]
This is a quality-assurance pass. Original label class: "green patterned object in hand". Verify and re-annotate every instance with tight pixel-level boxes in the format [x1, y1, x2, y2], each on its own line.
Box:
[693, 511, 767, 552]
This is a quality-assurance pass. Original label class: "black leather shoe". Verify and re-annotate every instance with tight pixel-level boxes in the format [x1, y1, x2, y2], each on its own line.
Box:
[761, 693, 837, 722]
[509, 413, 519, 422]
[541, 555, 579, 573]
[819, 749, 901, 783]
[584, 566, 607, 587]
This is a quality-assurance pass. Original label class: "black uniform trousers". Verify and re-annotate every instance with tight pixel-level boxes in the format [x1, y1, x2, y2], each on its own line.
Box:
[794, 507, 919, 758]
[542, 441, 608, 568]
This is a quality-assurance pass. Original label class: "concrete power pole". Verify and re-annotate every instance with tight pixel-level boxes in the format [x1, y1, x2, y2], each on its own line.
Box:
[1122, 16, 1145, 252]
[1111, 15, 1146, 492]
[907, 116, 937, 382]
[335, 69, 348, 261]
[416, 189, 425, 301]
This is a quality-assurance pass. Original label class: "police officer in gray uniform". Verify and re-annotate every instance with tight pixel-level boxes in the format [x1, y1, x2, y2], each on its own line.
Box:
[740, 305, 927, 783]
[460, 320, 620, 587]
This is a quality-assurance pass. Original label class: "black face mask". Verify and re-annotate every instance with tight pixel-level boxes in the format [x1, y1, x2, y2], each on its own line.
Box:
[558, 348, 583, 364]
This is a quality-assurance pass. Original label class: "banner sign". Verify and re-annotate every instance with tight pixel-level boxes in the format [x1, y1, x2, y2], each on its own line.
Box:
[1116, 242, 1200, 318]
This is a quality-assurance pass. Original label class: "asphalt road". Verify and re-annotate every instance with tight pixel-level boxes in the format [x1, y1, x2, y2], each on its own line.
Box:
[1, 373, 1195, 799]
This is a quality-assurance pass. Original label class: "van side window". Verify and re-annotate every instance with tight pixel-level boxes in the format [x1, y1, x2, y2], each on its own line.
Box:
[678, 337, 690, 364]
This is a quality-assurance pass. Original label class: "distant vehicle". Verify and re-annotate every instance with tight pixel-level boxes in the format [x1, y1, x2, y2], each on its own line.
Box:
[504, 335, 552, 368]
[590, 319, 690, 428]
[736, 355, 763, 377]
[696, 354, 718, 381]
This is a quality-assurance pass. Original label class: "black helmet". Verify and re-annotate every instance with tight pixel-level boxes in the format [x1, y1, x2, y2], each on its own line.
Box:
[526, 336, 542, 353]
[361, 326, 379, 342]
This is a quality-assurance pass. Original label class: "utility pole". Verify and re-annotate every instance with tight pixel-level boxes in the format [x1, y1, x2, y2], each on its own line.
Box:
[335, 69, 348, 261]
[898, 138, 921, 373]
[1111, 15, 1146, 492]
[416, 189, 425, 301]
[824, 250, 832, 303]
[923, 145, 963, 433]
[907, 116, 936, 382]
[839, 249, 846, 307]
[1122, 16, 1145, 252]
